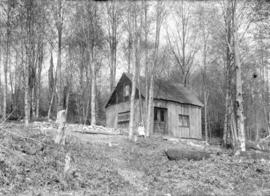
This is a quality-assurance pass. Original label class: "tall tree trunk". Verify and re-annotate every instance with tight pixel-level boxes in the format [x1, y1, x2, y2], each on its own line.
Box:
[233, 0, 246, 152]
[55, 0, 63, 112]
[24, 0, 35, 126]
[144, 0, 149, 124]
[36, 41, 43, 118]
[47, 92, 54, 120]
[129, 4, 138, 140]
[107, 0, 118, 92]
[24, 63, 30, 126]
[3, 3, 11, 121]
[223, 2, 233, 146]
[146, 0, 163, 137]
[129, 52, 137, 140]
[90, 57, 96, 125]
[47, 52, 54, 120]
[65, 87, 70, 121]
[223, 77, 230, 145]
[79, 47, 84, 123]
[31, 88, 36, 118]
[0, 37, 2, 117]
[127, 4, 132, 74]
[204, 91, 208, 142]
[234, 35, 246, 152]
[137, 0, 144, 123]
[146, 75, 153, 137]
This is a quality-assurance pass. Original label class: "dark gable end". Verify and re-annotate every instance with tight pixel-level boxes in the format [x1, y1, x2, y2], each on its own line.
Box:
[105, 74, 130, 108]
[105, 73, 203, 108]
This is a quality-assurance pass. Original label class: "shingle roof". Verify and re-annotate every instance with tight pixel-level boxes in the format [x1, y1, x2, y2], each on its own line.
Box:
[106, 73, 203, 108]
[124, 73, 203, 107]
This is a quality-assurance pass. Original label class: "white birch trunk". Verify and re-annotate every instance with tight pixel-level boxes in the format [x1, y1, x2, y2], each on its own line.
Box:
[145, 1, 163, 137]
[90, 50, 96, 126]
[24, 61, 30, 126]
[233, 1, 246, 151]
[129, 60, 137, 140]
[146, 75, 153, 137]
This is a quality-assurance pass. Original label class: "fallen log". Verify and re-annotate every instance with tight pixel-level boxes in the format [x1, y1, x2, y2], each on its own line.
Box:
[163, 136, 179, 143]
[165, 148, 211, 161]
[74, 130, 119, 135]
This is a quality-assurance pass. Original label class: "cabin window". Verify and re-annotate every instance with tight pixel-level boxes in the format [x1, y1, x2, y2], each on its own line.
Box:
[179, 114, 189, 127]
[123, 84, 130, 101]
[154, 107, 166, 122]
[118, 111, 130, 123]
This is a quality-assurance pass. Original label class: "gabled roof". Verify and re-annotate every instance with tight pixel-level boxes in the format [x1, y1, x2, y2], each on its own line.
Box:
[106, 72, 203, 108]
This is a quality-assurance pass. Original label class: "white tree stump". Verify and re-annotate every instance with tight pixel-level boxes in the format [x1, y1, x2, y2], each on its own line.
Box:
[55, 110, 67, 145]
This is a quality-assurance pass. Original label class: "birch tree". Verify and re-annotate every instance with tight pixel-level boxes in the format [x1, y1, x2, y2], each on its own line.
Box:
[55, 0, 64, 112]
[221, 0, 249, 151]
[232, 0, 246, 152]
[128, 2, 139, 140]
[122, 3, 133, 74]
[145, 0, 166, 137]
[143, 0, 150, 124]
[2, 0, 12, 121]
[74, 1, 104, 125]
[23, 0, 36, 125]
[105, 1, 122, 92]
[197, 2, 211, 142]
[167, 0, 198, 87]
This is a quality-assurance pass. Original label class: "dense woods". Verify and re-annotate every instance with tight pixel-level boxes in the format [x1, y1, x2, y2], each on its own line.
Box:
[0, 0, 270, 152]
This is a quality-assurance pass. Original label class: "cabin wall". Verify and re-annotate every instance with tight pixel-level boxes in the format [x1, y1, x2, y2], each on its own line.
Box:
[106, 99, 202, 139]
[106, 100, 145, 129]
[167, 102, 202, 139]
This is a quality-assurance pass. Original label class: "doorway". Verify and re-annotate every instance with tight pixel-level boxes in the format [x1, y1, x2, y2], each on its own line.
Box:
[153, 107, 168, 134]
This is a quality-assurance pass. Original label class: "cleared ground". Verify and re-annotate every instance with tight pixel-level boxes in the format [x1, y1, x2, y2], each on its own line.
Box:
[1, 122, 270, 196]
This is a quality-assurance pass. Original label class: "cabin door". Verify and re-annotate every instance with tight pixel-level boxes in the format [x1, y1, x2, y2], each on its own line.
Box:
[153, 107, 168, 134]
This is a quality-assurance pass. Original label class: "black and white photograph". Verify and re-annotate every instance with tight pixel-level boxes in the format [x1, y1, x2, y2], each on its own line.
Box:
[0, 0, 270, 195]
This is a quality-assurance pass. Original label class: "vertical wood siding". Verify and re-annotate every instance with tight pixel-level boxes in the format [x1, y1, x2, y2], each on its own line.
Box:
[106, 100, 145, 130]
[152, 100, 202, 139]
[106, 99, 202, 139]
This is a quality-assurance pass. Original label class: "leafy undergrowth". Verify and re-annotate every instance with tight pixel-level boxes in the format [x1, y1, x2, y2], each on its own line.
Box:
[1, 123, 270, 196]
[0, 123, 133, 195]
[122, 138, 270, 196]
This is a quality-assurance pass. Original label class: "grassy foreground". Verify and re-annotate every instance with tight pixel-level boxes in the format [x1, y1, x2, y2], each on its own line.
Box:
[0, 122, 270, 196]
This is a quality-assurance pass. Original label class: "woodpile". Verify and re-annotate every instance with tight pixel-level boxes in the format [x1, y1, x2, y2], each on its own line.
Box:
[68, 124, 121, 135]
[31, 121, 121, 136]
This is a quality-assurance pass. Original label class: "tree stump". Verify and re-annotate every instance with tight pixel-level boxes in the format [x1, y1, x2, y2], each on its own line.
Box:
[165, 148, 211, 161]
[55, 110, 67, 145]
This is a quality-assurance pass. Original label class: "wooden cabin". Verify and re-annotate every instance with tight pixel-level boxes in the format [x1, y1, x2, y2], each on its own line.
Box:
[105, 73, 203, 139]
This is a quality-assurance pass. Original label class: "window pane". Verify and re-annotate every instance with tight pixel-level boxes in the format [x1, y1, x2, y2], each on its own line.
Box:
[183, 116, 187, 126]
[160, 110, 164, 122]
[179, 115, 189, 127]
[124, 85, 130, 97]
[154, 108, 158, 121]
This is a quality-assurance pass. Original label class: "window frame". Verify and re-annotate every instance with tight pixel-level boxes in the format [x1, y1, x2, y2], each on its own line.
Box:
[178, 114, 190, 128]
[154, 107, 167, 122]
[123, 84, 130, 101]
[118, 111, 130, 124]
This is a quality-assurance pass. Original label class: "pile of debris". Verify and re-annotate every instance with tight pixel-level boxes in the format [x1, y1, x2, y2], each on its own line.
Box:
[68, 124, 121, 135]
